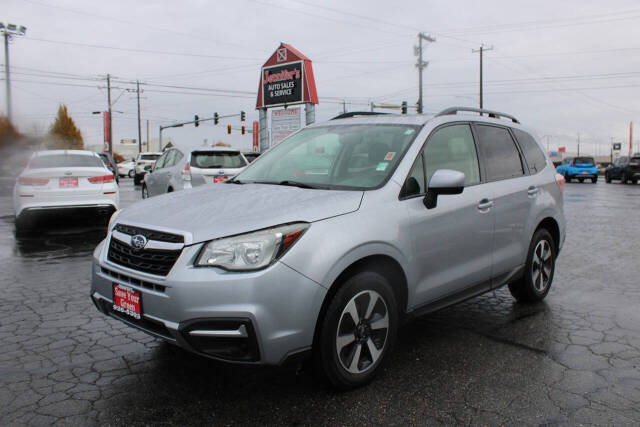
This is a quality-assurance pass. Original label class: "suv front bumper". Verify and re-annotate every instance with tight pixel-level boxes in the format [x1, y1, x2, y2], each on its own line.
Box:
[90, 238, 327, 365]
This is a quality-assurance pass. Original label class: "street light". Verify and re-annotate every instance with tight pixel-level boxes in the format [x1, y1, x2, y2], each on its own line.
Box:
[1, 22, 27, 122]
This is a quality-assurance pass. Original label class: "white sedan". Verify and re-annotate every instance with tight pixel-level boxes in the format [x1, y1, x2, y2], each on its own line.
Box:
[13, 150, 119, 230]
[117, 160, 135, 178]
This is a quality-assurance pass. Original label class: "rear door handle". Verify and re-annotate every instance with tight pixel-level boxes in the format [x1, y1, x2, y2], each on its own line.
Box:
[527, 186, 539, 196]
[477, 199, 494, 211]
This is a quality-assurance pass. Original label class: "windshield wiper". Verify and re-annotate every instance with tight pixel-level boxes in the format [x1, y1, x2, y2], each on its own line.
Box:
[253, 180, 325, 189]
[225, 178, 243, 184]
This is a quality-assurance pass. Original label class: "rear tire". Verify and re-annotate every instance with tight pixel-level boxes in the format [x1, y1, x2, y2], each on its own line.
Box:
[578, 177, 584, 183]
[313, 271, 398, 390]
[591, 176, 597, 183]
[564, 173, 571, 183]
[128, 170, 134, 178]
[134, 174, 141, 185]
[605, 173, 611, 183]
[508, 228, 556, 303]
[633, 179, 638, 185]
[141, 184, 149, 199]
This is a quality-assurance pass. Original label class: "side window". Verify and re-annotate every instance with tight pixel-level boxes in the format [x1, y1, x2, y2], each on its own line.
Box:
[153, 152, 168, 170]
[513, 129, 547, 174]
[424, 124, 480, 186]
[164, 150, 177, 168]
[475, 124, 524, 181]
[402, 154, 425, 197]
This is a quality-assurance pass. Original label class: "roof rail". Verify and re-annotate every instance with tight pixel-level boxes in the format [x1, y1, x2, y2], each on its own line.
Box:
[331, 111, 390, 120]
[435, 107, 520, 124]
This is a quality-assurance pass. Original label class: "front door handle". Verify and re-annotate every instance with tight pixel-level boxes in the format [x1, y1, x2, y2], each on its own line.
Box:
[527, 186, 539, 196]
[478, 199, 494, 211]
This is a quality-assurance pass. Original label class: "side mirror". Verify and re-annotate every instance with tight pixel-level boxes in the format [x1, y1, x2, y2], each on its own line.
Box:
[423, 169, 465, 209]
[144, 165, 153, 172]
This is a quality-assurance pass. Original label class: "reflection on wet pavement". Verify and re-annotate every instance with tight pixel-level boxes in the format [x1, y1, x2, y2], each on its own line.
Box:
[1, 179, 640, 425]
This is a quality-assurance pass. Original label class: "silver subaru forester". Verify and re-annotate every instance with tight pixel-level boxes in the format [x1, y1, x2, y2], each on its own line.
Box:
[91, 107, 565, 389]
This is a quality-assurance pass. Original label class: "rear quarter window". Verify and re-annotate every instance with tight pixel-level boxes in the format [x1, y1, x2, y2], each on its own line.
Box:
[191, 152, 247, 168]
[29, 154, 104, 168]
[475, 124, 524, 181]
[512, 129, 547, 174]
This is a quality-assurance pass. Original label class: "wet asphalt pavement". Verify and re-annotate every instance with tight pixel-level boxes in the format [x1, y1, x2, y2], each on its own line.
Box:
[1, 179, 640, 426]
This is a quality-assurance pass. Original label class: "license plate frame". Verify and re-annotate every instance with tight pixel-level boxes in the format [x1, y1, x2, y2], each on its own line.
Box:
[59, 177, 78, 187]
[112, 284, 142, 320]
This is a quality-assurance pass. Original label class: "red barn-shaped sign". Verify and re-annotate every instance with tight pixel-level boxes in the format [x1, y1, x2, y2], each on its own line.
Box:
[256, 43, 318, 109]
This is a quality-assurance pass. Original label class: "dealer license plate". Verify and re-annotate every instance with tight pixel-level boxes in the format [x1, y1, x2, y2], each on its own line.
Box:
[112, 284, 141, 320]
[59, 177, 78, 187]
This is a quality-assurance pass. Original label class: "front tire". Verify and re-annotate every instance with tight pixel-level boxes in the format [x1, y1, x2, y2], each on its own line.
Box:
[128, 170, 134, 178]
[564, 173, 571, 183]
[313, 271, 398, 390]
[508, 228, 556, 303]
[605, 173, 612, 183]
[141, 184, 149, 199]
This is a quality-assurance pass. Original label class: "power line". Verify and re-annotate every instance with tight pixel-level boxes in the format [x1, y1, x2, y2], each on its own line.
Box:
[22, 36, 262, 60]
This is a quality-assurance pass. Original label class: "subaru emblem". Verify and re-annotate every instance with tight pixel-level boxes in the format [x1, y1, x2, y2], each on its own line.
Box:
[218, 170, 225, 175]
[131, 234, 147, 250]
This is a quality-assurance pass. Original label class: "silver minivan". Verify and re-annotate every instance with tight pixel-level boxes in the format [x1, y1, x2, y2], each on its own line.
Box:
[142, 147, 248, 198]
[91, 107, 565, 389]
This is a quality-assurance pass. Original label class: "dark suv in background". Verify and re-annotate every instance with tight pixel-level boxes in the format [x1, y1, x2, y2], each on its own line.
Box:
[605, 155, 640, 184]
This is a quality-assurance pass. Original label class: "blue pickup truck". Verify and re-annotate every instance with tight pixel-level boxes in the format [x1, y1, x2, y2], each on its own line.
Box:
[556, 156, 598, 183]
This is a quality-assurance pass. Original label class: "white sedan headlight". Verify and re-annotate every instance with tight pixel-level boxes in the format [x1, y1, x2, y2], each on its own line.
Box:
[195, 223, 309, 271]
[107, 209, 121, 232]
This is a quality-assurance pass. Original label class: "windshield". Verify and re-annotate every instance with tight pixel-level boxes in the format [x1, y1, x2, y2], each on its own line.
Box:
[574, 157, 595, 164]
[235, 124, 420, 189]
[141, 154, 160, 161]
[191, 151, 247, 168]
[29, 154, 104, 169]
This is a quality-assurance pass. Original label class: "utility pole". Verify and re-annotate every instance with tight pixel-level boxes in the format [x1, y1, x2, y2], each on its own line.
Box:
[342, 100, 346, 114]
[1, 23, 26, 123]
[106, 74, 113, 154]
[146, 119, 150, 152]
[472, 45, 493, 111]
[136, 80, 142, 154]
[414, 32, 436, 114]
[577, 132, 580, 156]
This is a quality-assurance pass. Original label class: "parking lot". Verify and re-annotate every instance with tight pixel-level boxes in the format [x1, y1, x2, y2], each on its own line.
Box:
[1, 178, 640, 425]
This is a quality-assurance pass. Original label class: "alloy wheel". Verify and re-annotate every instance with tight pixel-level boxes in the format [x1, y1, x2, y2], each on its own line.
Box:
[336, 290, 389, 374]
[531, 239, 553, 292]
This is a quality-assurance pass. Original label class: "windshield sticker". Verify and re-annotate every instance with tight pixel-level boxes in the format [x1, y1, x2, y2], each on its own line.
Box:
[376, 162, 388, 171]
[404, 129, 415, 135]
[384, 152, 395, 161]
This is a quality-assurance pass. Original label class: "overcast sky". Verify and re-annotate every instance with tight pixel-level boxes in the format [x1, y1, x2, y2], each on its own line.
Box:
[3, 0, 640, 156]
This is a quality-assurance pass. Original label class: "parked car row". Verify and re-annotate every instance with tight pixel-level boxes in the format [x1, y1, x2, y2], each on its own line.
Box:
[604, 155, 640, 184]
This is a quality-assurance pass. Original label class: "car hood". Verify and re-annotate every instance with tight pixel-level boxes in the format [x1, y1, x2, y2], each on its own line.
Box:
[116, 183, 363, 243]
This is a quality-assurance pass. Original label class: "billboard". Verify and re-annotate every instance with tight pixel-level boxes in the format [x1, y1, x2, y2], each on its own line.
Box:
[261, 61, 304, 108]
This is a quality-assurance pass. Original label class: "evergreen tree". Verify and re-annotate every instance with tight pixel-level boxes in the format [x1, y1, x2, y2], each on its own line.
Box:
[47, 105, 84, 149]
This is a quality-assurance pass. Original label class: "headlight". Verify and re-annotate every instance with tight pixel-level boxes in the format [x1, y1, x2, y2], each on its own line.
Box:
[195, 223, 309, 271]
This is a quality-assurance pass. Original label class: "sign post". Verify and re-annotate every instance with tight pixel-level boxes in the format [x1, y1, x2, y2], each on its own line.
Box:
[255, 43, 318, 152]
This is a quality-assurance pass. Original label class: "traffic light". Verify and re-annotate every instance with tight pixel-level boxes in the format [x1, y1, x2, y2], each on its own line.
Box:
[401, 101, 407, 115]
[214, 112, 219, 125]
[227, 124, 232, 135]
[240, 111, 246, 122]
[241, 125, 246, 135]
[194, 115, 199, 127]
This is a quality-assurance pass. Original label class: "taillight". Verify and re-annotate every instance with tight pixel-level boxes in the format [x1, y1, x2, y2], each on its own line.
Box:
[555, 173, 565, 192]
[106, 162, 113, 167]
[182, 162, 191, 181]
[571, 159, 576, 166]
[214, 176, 229, 183]
[18, 177, 49, 186]
[88, 175, 115, 184]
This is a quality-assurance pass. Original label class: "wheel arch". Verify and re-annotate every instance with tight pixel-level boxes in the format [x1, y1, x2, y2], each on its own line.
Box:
[312, 254, 409, 351]
[535, 217, 561, 254]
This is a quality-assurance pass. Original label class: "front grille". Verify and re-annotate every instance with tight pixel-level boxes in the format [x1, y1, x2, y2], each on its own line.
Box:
[101, 267, 166, 293]
[115, 223, 184, 244]
[107, 238, 181, 276]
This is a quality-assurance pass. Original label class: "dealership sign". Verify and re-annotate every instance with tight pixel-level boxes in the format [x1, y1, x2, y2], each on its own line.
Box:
[256, 43, 318, 109]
